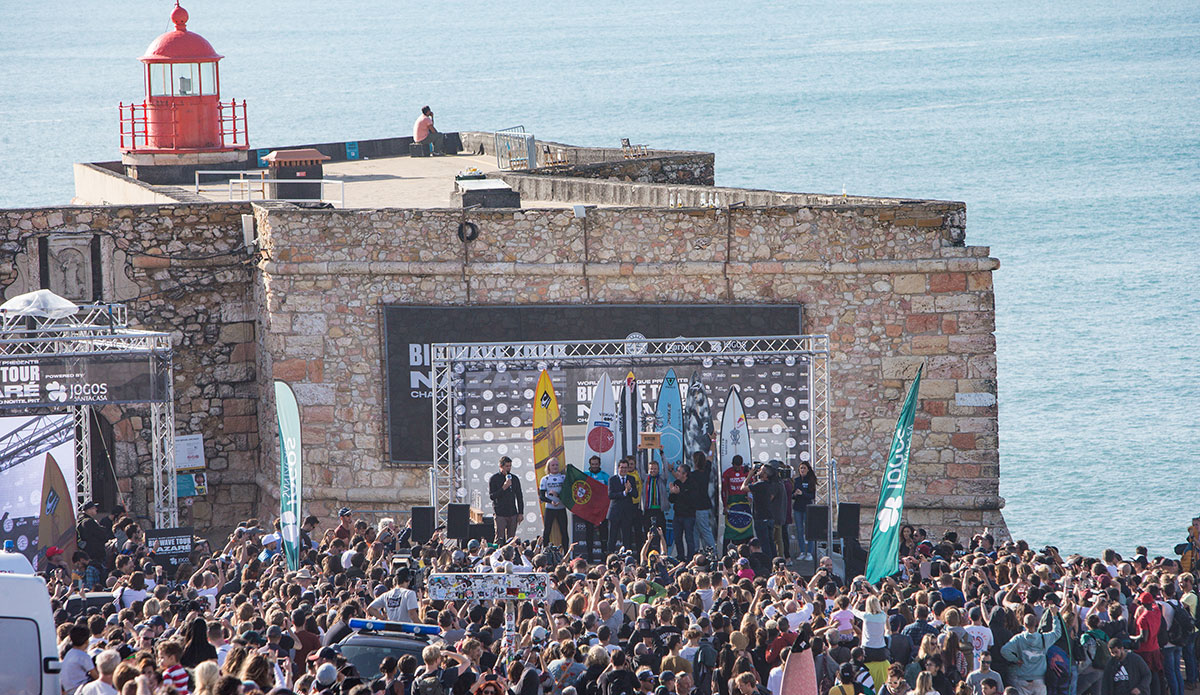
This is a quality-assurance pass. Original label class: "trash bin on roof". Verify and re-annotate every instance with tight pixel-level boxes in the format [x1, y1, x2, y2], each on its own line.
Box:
[264, 148, 330, 200]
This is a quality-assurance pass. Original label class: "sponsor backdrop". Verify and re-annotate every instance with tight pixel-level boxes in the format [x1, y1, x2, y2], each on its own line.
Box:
[383, 304, 804, 465]
[0, 414, 75, 566]
[460, 362, 813, 539]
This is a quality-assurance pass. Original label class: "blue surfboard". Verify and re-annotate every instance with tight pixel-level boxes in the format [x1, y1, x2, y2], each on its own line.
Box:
[654, 369, 685, 474]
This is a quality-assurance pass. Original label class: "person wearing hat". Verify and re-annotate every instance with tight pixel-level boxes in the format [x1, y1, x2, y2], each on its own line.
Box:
[314, 662, 340, 693]
[1129, 591, 1166, 692]
[77, 500, 111, 566]
[333, 507, 354, 542]
[636, 669, 657, 694]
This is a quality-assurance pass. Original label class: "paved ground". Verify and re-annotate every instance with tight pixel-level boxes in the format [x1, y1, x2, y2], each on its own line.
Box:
[194, 153, 571, 209]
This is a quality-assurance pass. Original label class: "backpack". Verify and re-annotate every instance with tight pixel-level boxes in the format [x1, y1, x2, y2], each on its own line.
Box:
[692, 641, 717, 695]
[415, 670, 446, 695]
[1044, 645, 1070, 695]
[1081, 630, 1110, 671]
[1168, 600, 1196, 644]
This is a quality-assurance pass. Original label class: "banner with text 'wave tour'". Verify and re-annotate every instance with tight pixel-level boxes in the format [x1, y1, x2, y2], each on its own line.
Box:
[864, 364, 922, 584]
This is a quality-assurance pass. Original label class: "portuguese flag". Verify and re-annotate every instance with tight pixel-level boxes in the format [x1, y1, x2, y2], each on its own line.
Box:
[562, 464, 610, 526]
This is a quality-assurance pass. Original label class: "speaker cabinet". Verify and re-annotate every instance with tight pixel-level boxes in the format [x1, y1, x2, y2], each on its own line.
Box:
[805, 504, 828, 540]
[837, 503, 861, 540]
[447, 503, 470, 540]
[411, 506, 435, 544]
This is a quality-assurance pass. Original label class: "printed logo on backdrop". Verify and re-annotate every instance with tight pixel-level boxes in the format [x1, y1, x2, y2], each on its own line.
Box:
[0, 353, 170, 409]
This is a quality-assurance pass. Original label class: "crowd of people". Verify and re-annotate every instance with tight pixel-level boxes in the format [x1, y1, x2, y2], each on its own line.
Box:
[38, 494, 1200, 695]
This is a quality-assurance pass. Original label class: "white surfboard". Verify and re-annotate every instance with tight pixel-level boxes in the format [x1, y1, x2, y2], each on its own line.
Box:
[719, 385, 754, 543]
[584, 373, 619, 476]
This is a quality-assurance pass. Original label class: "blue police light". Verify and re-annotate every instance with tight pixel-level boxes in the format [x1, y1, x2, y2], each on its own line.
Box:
[348, 618, 442, 636]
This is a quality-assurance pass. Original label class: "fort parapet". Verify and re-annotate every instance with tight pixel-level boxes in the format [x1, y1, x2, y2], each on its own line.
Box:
[1, 132, 1003, 541]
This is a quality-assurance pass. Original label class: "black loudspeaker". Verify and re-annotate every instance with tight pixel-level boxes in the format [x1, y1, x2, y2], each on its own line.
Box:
[468, 523, 487, 541]
[480, 516, 494, 543]
[447, 504, 470, 540]
[837, 503, 861, 540]
[805, 504, 828, 540]
[843, 537, 868, 579]
[411, 506, 435, 544]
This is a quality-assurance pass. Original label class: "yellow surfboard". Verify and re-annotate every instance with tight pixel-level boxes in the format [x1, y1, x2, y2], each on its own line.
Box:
[532, 370, 565, 519]
[38, 453, 77, 561]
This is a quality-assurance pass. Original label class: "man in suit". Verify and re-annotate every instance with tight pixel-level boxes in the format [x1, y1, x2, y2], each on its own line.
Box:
[608, 458, 637, 551]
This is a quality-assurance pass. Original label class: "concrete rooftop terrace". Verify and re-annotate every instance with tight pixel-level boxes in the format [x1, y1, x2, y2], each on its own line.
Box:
[195, 153, 574, 209]
[73, 131, 961, 214]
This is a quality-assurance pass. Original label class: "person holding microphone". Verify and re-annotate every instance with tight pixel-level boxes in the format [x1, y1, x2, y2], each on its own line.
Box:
[489, 456, 524, 543]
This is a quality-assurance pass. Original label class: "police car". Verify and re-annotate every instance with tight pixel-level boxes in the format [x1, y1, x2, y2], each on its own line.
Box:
[337, 618, 440, 680]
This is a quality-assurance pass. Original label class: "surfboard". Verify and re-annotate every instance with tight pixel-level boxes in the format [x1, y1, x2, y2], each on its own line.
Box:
[684, 371, 715, 482]
[617, 372, 640, 463]
[654, 369, 684, 475]
[532, 370, 565, 518]
[719, 385, 754, 544]
[780, 645, 818, 695]
[583, 373, 619, 477]
[38, 452, 77, 562]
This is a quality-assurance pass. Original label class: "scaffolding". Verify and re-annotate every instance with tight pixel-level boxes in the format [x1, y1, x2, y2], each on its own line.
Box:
[430, 334, 834, 530]
[0, 297, 177, 526]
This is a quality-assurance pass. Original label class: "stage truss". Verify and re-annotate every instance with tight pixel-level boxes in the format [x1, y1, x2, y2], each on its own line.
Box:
[430, 334, 834, 526]
[0, 301, 178, 527]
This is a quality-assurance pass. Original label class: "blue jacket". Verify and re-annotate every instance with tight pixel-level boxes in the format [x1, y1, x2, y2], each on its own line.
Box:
[1001, 620, 1063, 682]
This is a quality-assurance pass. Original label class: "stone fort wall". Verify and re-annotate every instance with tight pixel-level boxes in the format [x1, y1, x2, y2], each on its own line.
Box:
[1, 177, 1004, 541]
[251, 198, 1003, 537]
[0, 203, 259, 533]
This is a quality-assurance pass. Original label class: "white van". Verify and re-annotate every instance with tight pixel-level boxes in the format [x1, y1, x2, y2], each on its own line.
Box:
[0, 567, 61, 694]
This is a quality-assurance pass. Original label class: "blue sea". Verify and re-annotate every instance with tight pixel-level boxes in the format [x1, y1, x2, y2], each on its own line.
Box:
[1, 1, 1197, 557]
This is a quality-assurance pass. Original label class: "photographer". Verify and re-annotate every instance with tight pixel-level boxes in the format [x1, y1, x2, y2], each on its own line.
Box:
[747, 464, 781, 559]
[669, 464, 703, 560]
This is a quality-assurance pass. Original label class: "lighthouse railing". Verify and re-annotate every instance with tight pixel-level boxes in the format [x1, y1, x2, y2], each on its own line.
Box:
[119, 99, 247, 152]
[219, 99, 249, 149]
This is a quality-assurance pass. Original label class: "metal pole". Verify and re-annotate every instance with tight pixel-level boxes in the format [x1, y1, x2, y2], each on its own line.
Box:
[827, 457, 836, 563]
[504, 600, 516, 653]
[74, 405, 92, 510]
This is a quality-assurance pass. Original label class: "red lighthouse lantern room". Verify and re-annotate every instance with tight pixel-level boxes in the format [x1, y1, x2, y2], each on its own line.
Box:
[120, 2, 248, 160]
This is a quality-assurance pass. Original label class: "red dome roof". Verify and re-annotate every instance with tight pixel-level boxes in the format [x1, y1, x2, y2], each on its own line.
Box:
[140, 3, 222, 63]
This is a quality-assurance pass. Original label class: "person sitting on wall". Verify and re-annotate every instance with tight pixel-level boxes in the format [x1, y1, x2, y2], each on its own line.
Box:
[414, 106, 446, 155]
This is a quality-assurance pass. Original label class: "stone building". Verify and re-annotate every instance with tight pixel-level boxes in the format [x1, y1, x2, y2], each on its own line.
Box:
[0, 130, 1004, 541]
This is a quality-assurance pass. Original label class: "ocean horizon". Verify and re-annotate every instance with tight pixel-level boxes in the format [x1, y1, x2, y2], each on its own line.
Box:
[1, 0, 1196, 557]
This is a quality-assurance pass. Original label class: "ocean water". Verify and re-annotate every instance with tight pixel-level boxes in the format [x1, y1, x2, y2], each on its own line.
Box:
[1, 1, 1197, 557]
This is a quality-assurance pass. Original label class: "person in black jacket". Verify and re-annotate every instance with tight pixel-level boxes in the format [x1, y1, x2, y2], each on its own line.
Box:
[608, 459, 638, 552]
[792, 461, 818, 560]
[76, 501, 111, 567]
[669, 464, 703, 560]
[748, 466, 779, 558]
[599, 650, 639, 695]
[488, 456, 523, 543]
[1103, 640, 1151, 695]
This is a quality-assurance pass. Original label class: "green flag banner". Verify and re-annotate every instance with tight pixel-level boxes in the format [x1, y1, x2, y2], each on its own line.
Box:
[275, 381, 303, 571]
[864, 365, 923, 584]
